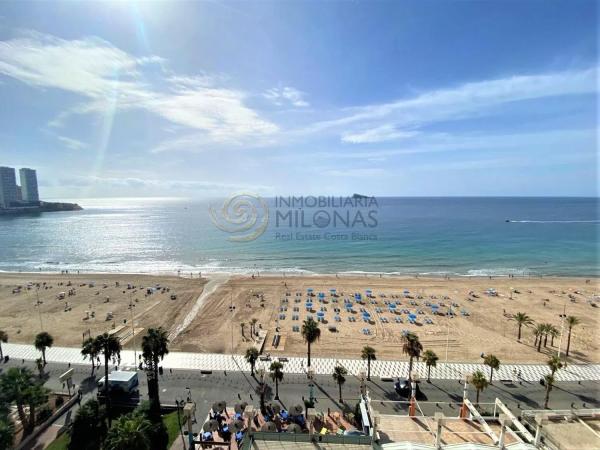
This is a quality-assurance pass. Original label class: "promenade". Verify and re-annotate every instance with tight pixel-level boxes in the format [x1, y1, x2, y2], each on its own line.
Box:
[4, 343, 599, 382]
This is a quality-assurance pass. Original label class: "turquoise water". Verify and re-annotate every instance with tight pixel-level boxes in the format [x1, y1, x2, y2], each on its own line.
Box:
[0, 197, 597, 276]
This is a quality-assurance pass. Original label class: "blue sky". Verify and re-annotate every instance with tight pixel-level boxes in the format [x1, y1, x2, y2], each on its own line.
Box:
[0, 0, 597, 198]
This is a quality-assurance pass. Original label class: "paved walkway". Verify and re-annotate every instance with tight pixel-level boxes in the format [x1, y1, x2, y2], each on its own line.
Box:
[5, 343, 599, 382]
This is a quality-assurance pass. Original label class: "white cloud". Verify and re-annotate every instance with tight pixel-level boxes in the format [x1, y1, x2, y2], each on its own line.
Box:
[306, 67, 597, 142]
[57, 136, 88, 150]
[0, 31, 277, 147]
[341, 125, 418, 144]
[264, 86, 309, 107]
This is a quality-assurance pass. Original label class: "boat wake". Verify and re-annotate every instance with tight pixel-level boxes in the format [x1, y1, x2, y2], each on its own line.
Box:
[506, 220, 599, 223]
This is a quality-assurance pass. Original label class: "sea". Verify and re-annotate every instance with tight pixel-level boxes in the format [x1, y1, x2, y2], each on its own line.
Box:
[0, 197, 597, 277]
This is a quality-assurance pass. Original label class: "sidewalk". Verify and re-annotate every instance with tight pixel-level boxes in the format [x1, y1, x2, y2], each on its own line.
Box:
[4, 342, 600, 382]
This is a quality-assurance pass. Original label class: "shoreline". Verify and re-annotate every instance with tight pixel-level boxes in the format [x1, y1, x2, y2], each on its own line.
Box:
[1, 268, 598, 280]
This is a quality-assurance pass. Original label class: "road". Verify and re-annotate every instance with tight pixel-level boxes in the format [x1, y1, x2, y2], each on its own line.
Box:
[2, 358, 598, 432]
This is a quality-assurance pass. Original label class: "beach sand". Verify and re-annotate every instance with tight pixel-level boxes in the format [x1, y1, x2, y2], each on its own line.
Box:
[0, 273, 598, 364]
[172, 275, 599, 363]
[0, 273, 205, 348]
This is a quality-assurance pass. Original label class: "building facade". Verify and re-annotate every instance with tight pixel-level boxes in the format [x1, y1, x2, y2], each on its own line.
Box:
[19, 168, 39, 203]
[0, 166, 18, 208]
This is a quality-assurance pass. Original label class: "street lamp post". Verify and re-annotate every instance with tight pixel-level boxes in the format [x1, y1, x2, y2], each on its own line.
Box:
[35, 287, 44, 331]
[128, 295, 136, 366]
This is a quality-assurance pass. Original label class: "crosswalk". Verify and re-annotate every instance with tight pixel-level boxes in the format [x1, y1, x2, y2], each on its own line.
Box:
[4, 342, 599, 382]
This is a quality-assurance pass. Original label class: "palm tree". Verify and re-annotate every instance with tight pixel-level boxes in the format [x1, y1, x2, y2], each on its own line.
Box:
[301, 317, 321, 368]
[549, 325, 559, 347]
[511, 312, 533, 341]
[483, 354, 500, 384]
[543, 374, 555, 409]
[0, 367, 50, 436]
[533, 324, 545, 352]
[68, 399, 107, 450]
[269, 361, 284, 400]
[361, 346, 377, 381]
[34, 331, 53, 365]
[95, 332, 122, 427]
[0, 330, 7, 360]
[141, 327, 170, 420]
[245, 347, 259, 376]
[35, 358, 44, 378]
[422, 350, 439, 382]
[547, 355, 563, 376]
[566, 316, 580, 356]
[250, 318, 258, 338]
[104, 413, 152, 450]
[470, 370, 489, 405]
[81, 337, 100, 373]
[542, 323, 551, 347]
[240, 322, 246, 340]
[332, 365, 348, 403]
[401, 332, 423, 381]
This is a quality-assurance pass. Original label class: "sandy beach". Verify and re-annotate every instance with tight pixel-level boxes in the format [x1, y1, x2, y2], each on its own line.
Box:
[0, 273, 206, 348]
[0, 273, 598, 364]
[172, 275, 599, 363]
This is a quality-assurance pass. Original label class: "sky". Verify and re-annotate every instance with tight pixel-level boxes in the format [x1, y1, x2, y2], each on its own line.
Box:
[0, 0, 597, 198]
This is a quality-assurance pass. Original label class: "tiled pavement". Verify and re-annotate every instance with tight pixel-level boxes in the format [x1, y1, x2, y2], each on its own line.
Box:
[5, 343, 599, 382]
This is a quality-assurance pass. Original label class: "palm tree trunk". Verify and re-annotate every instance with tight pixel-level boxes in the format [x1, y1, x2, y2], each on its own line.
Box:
[307, 342, 311, 368]
[367, 358, 371, 381]
[275, 379, 279, 400]
[16, 403, 28, 435]
[427, 365, 431, 382]
[408, 356, 414, 381]
[42, 349, 46, 365]
[551, 335, 555, 346]
[544, 334, 548, 347]
[544, 384, 551, 408]
[476, 389, 480, 405]
[537, 336, 542, 352]
[490, 368, 494, 384]
[517, 324, 522, 341]
[0, 343, 3, 359]
[566, 328, 572, 356]
[338, 383, 343, 403]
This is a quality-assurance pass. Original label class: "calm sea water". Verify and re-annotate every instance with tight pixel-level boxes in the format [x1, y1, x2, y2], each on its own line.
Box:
[0, 197, 597, 276]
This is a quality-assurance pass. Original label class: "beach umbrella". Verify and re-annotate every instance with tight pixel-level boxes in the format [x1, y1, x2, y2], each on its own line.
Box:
[307, 288, 313, 293]
[261, 422, 277, 432]
[388, 303, 397, 310]
[317, 311, 325, 318]
[212, 401, 226, 412]
[408, 313, 417, 322]
[366, 289, 372, 295]
[291, 404, 304, 416]
[404, 289, 410, 294]
[231, 419, 245, 432]
[287, 423, 302, 433]
[330, 288, 336, 294]
[318, 292, 325, 299]
[306, 302, 313, 309]
[362, 311, 370, 318]
[203, 420, 219, 432]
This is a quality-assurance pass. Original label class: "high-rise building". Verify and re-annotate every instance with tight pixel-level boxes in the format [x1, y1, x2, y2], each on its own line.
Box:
[19, 168, 39, 203]
[0, 166, 18, 208]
